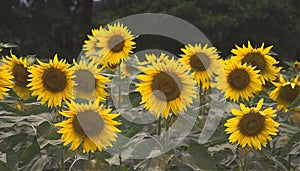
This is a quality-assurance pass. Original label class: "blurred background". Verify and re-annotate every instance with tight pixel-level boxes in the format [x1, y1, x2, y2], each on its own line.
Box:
[0, 0, 299, 64]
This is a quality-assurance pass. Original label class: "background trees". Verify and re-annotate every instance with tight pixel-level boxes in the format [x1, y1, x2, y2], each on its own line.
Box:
[1, 0, 299, 63]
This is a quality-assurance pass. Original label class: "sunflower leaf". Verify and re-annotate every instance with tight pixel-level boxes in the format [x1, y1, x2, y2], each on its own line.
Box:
[287, 94, 300, 109]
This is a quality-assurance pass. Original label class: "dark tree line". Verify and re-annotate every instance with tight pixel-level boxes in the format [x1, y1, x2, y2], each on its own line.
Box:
[1, 0, 299, 63]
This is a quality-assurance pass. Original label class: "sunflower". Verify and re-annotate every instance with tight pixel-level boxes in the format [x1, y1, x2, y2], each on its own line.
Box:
[225, 98, 279, 150]
[137, 53, 169, 71]
[136, 55, 196, 118]
[28, 55, 74, 108]
[231, 41, 279, 84]
[291, 61, 300, 73]
[0, 65, 13, 100]
[96, 22, 135, 66]
[55, 98, 121, 153]
[269, 76, 300, 111]
[180, 44, 220, 86]
[83, 27, 102, 61]
[120, 61, 139, 79]
[215, 58, 262, 102]
[2, 52, 32, 98]
[73, 60, 110, 101]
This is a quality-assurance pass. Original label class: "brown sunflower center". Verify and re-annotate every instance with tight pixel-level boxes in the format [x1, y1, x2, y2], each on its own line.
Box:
[74, 70, 95, 93]
[108, 35, 125, 52]
[73, 110, 104, 137]
[279, 85, 300, 104]
[190, 53, 211, 71]
[228, 69, 250, 90]
[108, 63, 119, 70]
[151, 72, 182, 102]
[12, 64, 29, 87]
[42, 68, 67, 92]
[242, 52, 266, 72]
[239, 112, 265, 136]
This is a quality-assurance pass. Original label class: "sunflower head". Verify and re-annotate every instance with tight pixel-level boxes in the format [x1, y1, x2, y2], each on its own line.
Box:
[269, 76, 300, 111]
[231, 41, 279, 84]
[2, 51, 32, 99]
[291, 61, 300, 73]
[96, 22, 136, 66]
[225, 98, 279, 150]
[0, 65, 13, 100]
[55, 98, 121, 153]
[28, 55, 74, 108]
[136, 54, 197, 118]
[73, 60, 110, 101]
[215, 58, 262, 102]
[180, 44, 221, 86]
[83, 26, 102, 60]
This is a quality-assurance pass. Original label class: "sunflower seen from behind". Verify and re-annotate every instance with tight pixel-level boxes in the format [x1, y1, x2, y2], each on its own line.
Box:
[0, 65, 13, 100]
[28, 55, 74, 108]
[231, 41, 279, 84]
[215, 58, 262, 102]
[96, 22, 135, 66]
[2, 52, 32, 99]
[55, 98, 121, 153]
[269, 76, 300, 111]
[225, 98, 279, 150]
[136, 54, 196, 118]
[180, 44, 220, 89]
[73, 60, 110, 101]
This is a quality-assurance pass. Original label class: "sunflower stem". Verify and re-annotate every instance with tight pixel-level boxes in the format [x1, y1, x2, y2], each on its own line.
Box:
[117, 64, 122, 166]
[157, 116, 161, 136]
[165, 115, 171, 146]
[60, 147, 65, 171]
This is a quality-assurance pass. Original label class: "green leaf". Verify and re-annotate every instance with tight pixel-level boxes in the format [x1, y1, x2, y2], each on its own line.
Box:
[287, 94, 300, 109]
[30, 155, 51, 171]
[20, 143, 40, 163]
[280, 132, 300, 155]
[0, 161, 12, 171]
[178, 143, 217, 171]
[0, 43, 17, 48]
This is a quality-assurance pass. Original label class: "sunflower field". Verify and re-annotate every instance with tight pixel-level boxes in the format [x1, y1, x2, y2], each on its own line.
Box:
[0, 21, 300, 171]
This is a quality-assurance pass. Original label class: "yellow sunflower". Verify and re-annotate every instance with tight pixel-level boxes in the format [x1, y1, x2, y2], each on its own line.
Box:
[215, 58, 262, 102]
[137, 53, 170, 71]
[55, 98, 121, 153]
[28, 55, 74, 108]
[96, 22, 135, 66]
[231, 41, 279, 84]
[136, 55, 197, 118]
[73, 60, 110, 101]
[0, 65, 13, 100]
[83, 27, 102, 60]
[180, 44, 220, 86]
[225, 98, 279, 150]
[2, 52, 32, 99]
[269, 76, 300, 111]
[120, 61, 139, 79]
[291, 61, 300, 73]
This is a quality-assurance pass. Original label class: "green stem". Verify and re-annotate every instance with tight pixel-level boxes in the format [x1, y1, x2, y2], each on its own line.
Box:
[165, 115, 171, 146]
[157, 116, 161, 136]
[61, 147, 65, 171]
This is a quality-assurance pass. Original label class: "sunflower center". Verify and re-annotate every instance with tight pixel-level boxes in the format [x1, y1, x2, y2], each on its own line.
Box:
[279, 85, 300, 103]
[12, 64, 29, 87]
[108, 63, 119, 70]
[242, 52, 266, 72]
[74, 70, 95, 93]
[42, 68, 67, 92]
[228, 69, 250, 90]
[73, 110, 104, 137]
[190, 53, 210, 71]
[108, 35, 125, 52]
[239, 112, 265, 136]
[151, 72, 182, 102]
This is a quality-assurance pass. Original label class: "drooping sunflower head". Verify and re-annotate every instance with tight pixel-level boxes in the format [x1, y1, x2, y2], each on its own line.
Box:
[0, 65, 13, 100]
[55, 98, 121, 153]
[28, 55, 74, 108]
[83, 26, 103, 61]
[231, 41, 279, 84]
[73, 60, 110, 101]
[215, 58, 262, 102]
[120, 61, 139, 79]
[96, 22, 136, 66]
[180, 44, 221, 86]
[136, 54, 197, 118]
[225, 98, 279, 150]
[269, 76, 300, 111]
[2, 52, 32, 99]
